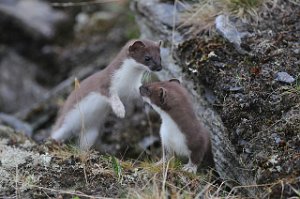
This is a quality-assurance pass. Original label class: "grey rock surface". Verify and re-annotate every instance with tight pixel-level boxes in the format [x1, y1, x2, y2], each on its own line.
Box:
[275, 71, 295, 83]
[0, 47, 47, 113]
[0, 0, 67, 39]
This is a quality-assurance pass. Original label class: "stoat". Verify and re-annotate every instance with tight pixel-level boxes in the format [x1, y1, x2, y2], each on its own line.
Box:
[139, 79, 213, 173]
[51, 39, 162, 150]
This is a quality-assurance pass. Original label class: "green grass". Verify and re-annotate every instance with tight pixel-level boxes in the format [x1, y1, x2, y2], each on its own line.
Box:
[111, 156, 123, 182]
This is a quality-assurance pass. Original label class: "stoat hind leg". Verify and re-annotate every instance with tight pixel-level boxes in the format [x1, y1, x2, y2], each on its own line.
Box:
[51, 125, 73, 142]
[79, 128, 99, 150]
[51, 108, 82, 142]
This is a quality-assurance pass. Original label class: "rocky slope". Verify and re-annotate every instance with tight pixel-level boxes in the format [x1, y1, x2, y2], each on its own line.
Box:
[133, 0, 300, 197]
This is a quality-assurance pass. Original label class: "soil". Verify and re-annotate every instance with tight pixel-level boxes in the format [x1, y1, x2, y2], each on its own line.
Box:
[0, 126, 216, 198]
[176, 0, 300, 197]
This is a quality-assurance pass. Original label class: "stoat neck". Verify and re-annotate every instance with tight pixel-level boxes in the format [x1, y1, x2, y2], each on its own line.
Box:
[110, 58, 148, 98]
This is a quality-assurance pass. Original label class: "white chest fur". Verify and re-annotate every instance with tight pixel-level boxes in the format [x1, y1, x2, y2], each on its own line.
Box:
[148, 101, 190, 157]
[111, 58, 148, 99]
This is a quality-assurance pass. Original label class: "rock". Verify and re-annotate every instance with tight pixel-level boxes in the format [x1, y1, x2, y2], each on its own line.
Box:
[74, 11, 117, 34]
[293, 49, 300, 54]
[216, 15, 242, 46]
[0, 113, 32, 136]
[215, 15, 250, 54]
[0, 0, 67, 40]
[275, 72, 295, 83]
[0, 47, 47, 113]
[131, 0, 183, 42]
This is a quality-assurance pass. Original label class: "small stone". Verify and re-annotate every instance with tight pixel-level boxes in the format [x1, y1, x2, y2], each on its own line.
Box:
[229, 86, 244, 92]
[275, 166, 282, 172]
[269, 155, 278, 165]
[293, 49, 300, 54]
[275, 72, 295, 83]
[208, 51, 217, 59]
[40, 154, 52, 167]
[274, 137, 281, 144]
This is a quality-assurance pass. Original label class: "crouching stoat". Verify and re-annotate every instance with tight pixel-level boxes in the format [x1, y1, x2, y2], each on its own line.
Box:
[139, 79, 213, 173]
[51, 39, 162, 150]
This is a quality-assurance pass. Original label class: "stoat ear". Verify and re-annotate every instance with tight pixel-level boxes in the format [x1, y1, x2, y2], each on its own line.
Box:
[169, 78, 181, 84]
[159, 87, 167, 105]
[158, 40, 163, 47]
[129, 40, 145, 52]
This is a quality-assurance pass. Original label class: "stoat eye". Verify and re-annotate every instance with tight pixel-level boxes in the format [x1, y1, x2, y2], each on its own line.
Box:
[145, 56, 151, 62]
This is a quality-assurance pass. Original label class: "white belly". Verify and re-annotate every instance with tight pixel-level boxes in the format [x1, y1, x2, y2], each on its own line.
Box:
[150, 103, 190, 157]
[111, 58, 146, 100]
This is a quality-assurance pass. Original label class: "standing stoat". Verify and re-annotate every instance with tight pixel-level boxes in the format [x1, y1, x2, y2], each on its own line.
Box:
[51, 39, 162, 150]
[139, 79, 213, 173]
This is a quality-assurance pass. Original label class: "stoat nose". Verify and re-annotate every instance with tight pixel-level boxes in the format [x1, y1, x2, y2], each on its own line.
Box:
[155, 65, 162, 71]
[149, 63, 162, 72]
[139, 85, 148, 96]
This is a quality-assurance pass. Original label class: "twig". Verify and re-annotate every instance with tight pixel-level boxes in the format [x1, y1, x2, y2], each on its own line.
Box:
[19, 183, 112, 199]
[74, 78, 90, 186]
[15, 165, 19, 199]
[162, 152, 172, 197]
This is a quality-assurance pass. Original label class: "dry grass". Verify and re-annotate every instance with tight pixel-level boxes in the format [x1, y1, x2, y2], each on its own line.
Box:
[179, 0, 278, 35]
[127, 171, 240, 199]
[5, 137, 295, 198]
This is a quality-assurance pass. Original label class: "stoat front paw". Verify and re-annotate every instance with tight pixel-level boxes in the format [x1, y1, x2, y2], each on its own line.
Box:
[111, 97, 125, 118]
[182, 163, 197, 174]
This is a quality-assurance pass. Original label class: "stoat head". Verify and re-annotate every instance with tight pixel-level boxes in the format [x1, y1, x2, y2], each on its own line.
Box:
[139, 79, 183, 111]
[128, 40, 162, 72]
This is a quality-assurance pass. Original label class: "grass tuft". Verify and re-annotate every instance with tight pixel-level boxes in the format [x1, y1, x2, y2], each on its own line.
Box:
[112, 156, 123, 182]
[180, 0, 278, 35]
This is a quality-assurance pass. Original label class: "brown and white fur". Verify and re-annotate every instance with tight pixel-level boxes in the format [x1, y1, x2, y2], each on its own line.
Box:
[51, 39, 162, 150]
[139, 79, 213, 173]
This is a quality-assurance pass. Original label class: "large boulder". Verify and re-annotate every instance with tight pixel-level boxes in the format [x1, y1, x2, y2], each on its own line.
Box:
[0, 0, 67, 41]
[0, 47, 47, 113]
